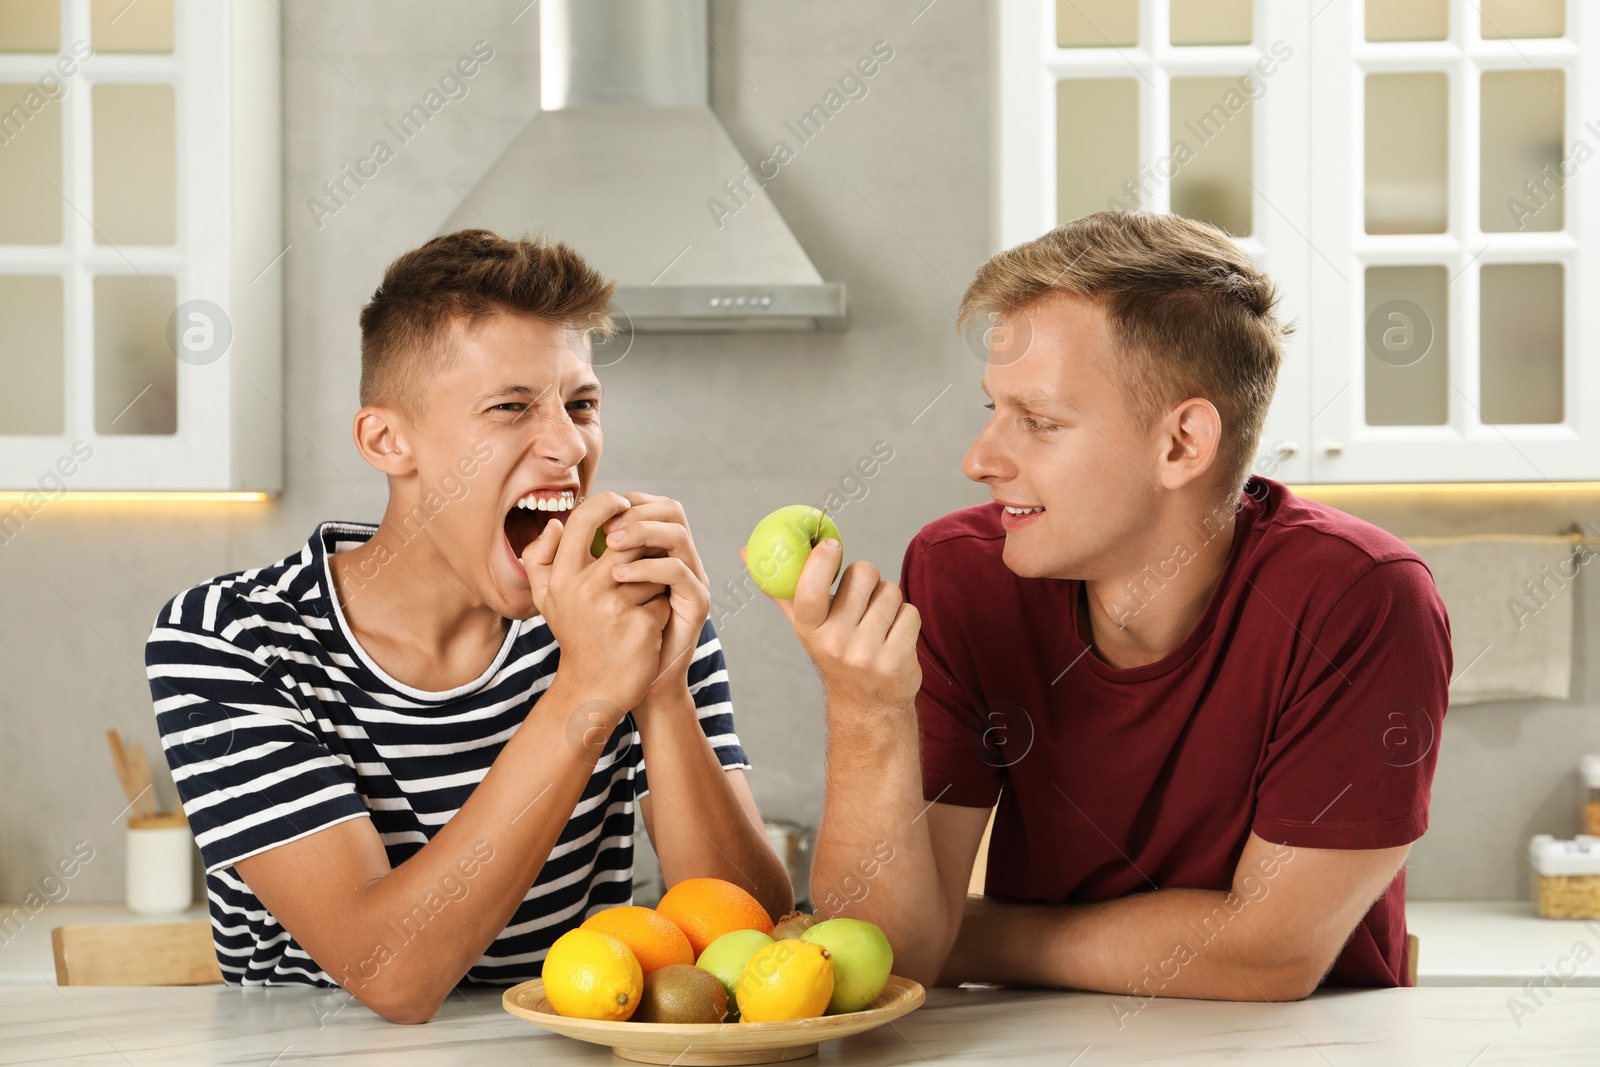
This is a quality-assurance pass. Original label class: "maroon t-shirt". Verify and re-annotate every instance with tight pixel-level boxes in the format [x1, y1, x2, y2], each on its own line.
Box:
[902, 478, 1451, 988]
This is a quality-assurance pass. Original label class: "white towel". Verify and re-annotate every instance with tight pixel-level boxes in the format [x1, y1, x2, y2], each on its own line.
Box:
[1405, 536, 1577, 705]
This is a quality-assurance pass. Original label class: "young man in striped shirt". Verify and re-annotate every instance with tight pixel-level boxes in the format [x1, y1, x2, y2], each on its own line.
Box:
[145, 230, 791, 1023]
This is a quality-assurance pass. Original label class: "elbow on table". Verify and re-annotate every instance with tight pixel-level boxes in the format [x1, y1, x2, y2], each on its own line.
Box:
[353, 976, 447, 1025]
[375, 1001, 441, 1026]
[899, 938, 960, 991]
[1245, 957, 1327, 1002]
[370, 995, 443, 1026]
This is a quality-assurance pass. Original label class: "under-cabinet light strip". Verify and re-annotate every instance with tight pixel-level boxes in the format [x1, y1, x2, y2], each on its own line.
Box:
[0, 492, 272, 503]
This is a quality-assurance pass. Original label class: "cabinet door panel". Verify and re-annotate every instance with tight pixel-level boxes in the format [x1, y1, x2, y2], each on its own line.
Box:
[0, 0, 283, 491]
[1308, 0, 1594, 482]
[1002, 0, 1313, 484]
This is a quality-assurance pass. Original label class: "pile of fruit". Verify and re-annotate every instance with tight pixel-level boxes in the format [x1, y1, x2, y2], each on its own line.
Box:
[541, 877, 893, 1025]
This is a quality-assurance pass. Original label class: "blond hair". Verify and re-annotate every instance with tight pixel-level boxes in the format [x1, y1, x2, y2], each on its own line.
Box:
[959, 212, 1291, 499]
[359, 229, 617, 415]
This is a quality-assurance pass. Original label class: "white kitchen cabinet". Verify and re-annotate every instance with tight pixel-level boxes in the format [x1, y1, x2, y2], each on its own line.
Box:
[0, 0, 282, 493]
[996, 0, 1596, 484]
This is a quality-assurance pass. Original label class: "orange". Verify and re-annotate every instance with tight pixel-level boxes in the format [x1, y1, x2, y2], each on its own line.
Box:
[655, 877, 774, 957]
[580, 906, 694, 975]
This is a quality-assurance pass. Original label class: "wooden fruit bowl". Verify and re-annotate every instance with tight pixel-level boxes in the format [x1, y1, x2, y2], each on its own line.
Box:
[501, 974, 926, 1065]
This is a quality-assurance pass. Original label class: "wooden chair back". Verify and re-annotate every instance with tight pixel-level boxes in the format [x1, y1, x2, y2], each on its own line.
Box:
[51, 921, 224, 986]
[968, 805, 998, 896]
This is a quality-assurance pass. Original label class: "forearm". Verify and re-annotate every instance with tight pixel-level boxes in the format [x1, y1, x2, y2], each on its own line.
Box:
[943, 883, 1321, 1001]
[343, 673, 619, 1020]
[809, 699, 950, 985]
[636, 687, 792, 920]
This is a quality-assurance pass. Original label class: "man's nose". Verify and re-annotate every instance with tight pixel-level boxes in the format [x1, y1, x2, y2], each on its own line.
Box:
[530, 409, 587, 468]
[962, 419, 1007, 484]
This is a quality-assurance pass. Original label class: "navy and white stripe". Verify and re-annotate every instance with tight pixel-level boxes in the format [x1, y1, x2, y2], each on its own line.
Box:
[145, 521, 748, 986]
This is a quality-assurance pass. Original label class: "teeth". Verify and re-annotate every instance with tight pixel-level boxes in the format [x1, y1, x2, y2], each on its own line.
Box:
[516, 491, 577, 511]
[1004, 505, 1045, 515]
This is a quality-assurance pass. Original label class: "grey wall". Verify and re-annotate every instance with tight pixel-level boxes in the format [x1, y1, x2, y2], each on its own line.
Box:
[0, 0, 1593, 910]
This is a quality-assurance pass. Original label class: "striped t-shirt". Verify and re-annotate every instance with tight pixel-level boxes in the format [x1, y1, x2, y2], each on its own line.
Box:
[144, 521, 749, 986]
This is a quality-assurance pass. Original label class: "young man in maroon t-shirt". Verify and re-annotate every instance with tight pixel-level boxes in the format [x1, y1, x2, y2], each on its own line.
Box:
[751, 212, 1451, 1004]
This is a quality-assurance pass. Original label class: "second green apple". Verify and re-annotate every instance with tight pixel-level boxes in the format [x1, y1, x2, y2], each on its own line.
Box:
[800, 918, 894, 1014]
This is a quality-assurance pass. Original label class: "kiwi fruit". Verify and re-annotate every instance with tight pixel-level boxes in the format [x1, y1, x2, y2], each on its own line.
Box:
[768, 910, 819, 941]
[633, 963, 730, 1024]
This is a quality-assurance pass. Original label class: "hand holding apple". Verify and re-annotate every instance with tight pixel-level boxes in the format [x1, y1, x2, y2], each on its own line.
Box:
[592, 492, 713, 699]
[742, 506, 921, 713]
[744, 505, 843, 600]
[520, 492, 670, 711]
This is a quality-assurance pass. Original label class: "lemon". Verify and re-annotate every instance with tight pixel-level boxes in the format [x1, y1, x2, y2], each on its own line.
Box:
[735, 938, 834, 1022]
[542, 928, 643, 1021]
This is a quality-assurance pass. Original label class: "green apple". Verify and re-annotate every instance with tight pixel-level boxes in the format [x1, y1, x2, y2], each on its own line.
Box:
[695, 928, 775, 1003]
[745, 505, 842, 600]
[591, 525, 609, 559]
[800, 919, 893, 1014]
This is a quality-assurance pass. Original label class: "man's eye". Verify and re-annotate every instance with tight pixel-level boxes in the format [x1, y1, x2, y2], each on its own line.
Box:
[1022, 417, 1055, 433]
[982, 401, 995, 411]
[493, 403, 525, 412]
[569, 400, 598, 413]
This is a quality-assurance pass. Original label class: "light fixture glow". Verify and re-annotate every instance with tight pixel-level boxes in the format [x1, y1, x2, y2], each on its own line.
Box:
[0, 491, 272, 504]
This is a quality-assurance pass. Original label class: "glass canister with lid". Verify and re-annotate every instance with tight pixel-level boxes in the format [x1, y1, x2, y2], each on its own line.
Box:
[1530, 834, 1600, 920]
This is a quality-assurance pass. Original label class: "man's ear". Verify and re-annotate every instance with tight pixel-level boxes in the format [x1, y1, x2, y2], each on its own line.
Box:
[1157, 397, 1222, 492]
[352, 405, 417, 477]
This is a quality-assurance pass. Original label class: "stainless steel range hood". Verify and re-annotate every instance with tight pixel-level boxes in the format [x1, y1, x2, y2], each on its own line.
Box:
[440, 0, 846, 332]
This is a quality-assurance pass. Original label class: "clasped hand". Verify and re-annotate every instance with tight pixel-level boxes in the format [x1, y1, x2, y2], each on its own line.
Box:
[522, 492, 711, 715]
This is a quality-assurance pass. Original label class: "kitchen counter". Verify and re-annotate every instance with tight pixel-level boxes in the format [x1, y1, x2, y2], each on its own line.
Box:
[1408, 901, 1600, 986]
[3, 983, 1598, 1064]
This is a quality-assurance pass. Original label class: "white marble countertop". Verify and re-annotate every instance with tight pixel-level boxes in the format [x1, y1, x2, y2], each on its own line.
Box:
[3, 982, 1598, 1065]
[6, 901, 1600, 1062]
[1408, 901, 1600, 986]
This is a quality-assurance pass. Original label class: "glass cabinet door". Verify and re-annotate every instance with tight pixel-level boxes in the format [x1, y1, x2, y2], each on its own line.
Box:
[1308, 0, 1589, 482]
[1006, 0, 1313, 482]
[0, 0, 283, 492]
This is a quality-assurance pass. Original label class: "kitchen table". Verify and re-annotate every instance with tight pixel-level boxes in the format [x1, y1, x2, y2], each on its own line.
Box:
[3, 982, 1597, 1065]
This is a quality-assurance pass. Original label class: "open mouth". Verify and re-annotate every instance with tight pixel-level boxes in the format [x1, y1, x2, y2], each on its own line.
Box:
[503, 489, 579, 566]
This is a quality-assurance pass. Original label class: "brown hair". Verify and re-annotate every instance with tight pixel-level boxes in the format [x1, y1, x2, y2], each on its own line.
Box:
[958, 211, 1292, 499]
[359, 229, 617, 414]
